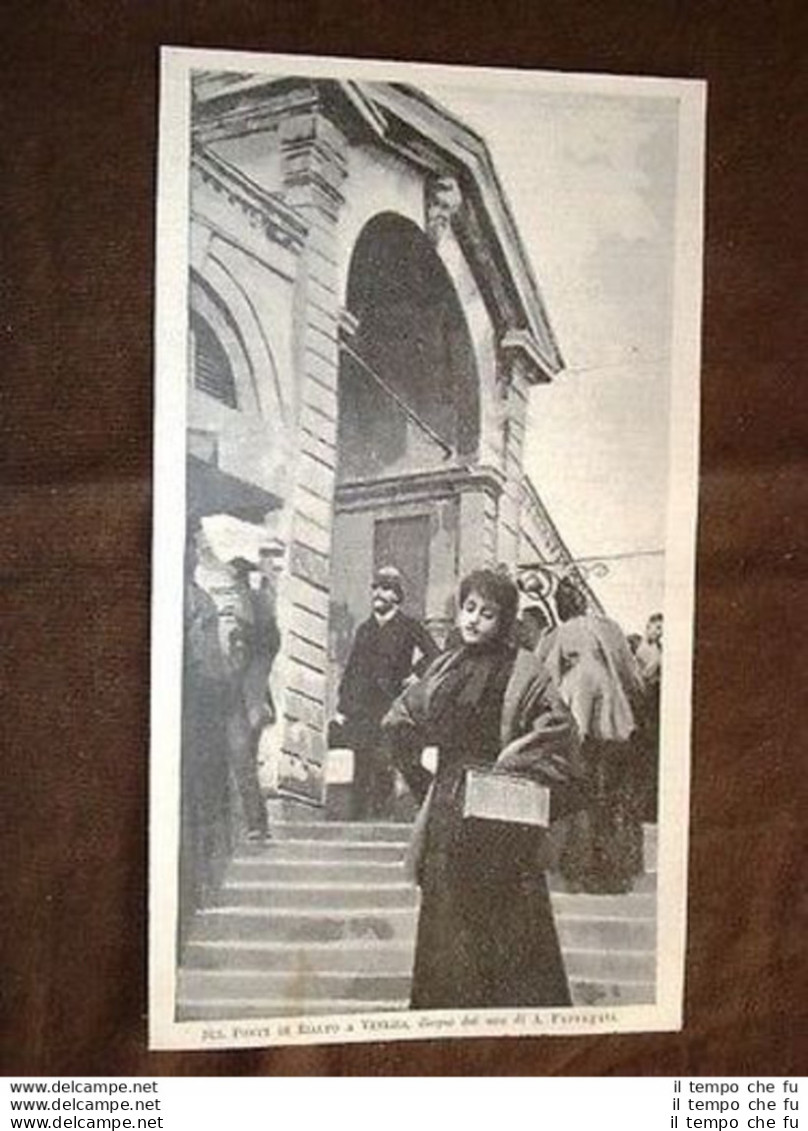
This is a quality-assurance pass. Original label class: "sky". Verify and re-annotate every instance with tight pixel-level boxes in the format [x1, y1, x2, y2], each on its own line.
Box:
[423, 83, 680, 631]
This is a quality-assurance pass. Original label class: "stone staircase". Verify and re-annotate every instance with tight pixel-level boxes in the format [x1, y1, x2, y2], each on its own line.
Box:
[177, 818, 657, 1020]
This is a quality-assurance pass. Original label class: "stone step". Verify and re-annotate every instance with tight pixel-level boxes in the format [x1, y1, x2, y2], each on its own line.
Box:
[266, 820, 660, 857]
[189, 906, 652, 961]
[180, 936, 655, 1013]
[212, 880, 419, 911]
[177, 981, 653, 1019]
[236, 840, 407, 863]
[236, 850, 656, 896]
[176, 982, 656, 1019]
[177, 967, 654, 1013]
[563, 947, 656, 983]
[548, 872, 657, 896]
[265, 799, 329, 823]
[184, 938, 416, 974]
[550, 892, 656, 919]
[177, 997, 408, 1020]
[632, 872, 656, 894]
[264, 814, 659, 867]
[181, 820, 659, 1018]
[227, 857, 408, 886]
[179, 967, 412, 1004]
[570, 979, 655, 1007]
[192, 887, 653, 949]
[215, 880, 653, 923]
[191, 906, 418, 944]
[556, 914, 655, 952]
[185, 934, 652, 982]
[228, 875, 655, 903]
[184, 932, 652, 979]
[268, 821, 411, 844]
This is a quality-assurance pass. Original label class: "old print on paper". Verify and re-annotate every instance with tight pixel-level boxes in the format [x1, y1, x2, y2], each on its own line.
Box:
[150, 48, 704, 1049]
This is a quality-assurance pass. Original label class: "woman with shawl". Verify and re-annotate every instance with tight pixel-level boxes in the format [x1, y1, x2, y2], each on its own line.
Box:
[537, 578, 647, 894]
[382, 569, 582, 1011]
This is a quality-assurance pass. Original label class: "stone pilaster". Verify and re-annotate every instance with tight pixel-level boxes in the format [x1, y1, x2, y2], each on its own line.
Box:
[496, 339, 532, 570]
[458, 486, 500, 577]
[277, 101, 349, 800]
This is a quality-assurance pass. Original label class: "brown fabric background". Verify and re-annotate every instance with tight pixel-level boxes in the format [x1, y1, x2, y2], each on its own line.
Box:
[2, 0, 806, 1076]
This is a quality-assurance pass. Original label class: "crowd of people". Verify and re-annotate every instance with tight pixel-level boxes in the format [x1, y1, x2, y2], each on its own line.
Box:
[179, 519, 282, 939]
[181, 525, 664, 1009]
[335, 565, 663, 1010]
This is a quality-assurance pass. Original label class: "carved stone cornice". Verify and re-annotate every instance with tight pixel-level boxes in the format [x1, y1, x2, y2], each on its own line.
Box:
[192, 143, 307, 253]
[193, 76, 320, 142]
[279, 109, 348, 221]
[519, 474, 568, 563]
[336, 465, 505, 513]
[500, 328, 554, 386]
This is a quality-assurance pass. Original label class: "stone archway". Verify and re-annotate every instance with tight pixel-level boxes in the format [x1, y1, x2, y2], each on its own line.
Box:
[338, 212, 480, 483]
[190, 259, 286, 425]
[329, 212, 486, 680]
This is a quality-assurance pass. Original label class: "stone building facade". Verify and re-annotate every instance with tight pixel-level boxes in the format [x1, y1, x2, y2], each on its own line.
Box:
[186, 73, 579, 803]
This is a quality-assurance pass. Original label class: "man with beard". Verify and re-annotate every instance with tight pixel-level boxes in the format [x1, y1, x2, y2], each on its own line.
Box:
[335, 567, 439, 820]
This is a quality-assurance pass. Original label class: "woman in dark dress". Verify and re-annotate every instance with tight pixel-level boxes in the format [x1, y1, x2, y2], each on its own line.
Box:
[383, 569, 583, 1011]
[537, 579, 647, 894]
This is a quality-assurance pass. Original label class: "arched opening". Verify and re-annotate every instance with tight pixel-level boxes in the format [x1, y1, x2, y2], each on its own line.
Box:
[329, 214, 482, 687]
[337, 213, 480, 483]
[191, 310, 238, 408]
[186, 269, 286, 521]
[188, 273, 261, 416]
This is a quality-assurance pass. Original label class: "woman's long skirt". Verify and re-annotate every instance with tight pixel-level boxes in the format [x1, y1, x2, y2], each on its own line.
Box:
[411, 800, 571, 1010]
[554, 739, 644, 894]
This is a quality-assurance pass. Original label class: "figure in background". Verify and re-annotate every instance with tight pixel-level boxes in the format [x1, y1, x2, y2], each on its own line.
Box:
[517, 602, 552, 653]
[516, 568, 555, 653]
[636, 612, 663, 684]
[222, 556, 282, 843]
[180, 521, 232, 936]
[635, 612, 663, 822]
[334, 567, 439, 820]
[383, 569, 582, 1010]
[538, 576, 646, 894]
